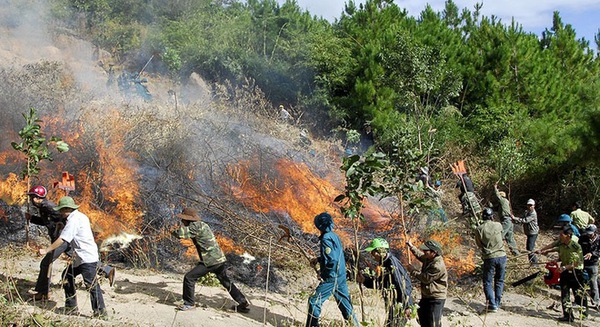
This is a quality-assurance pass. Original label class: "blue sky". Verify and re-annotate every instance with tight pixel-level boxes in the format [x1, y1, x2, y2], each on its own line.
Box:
[280, 0, 600, 45]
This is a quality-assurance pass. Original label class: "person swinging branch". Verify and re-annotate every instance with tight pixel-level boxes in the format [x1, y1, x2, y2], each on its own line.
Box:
[172, 208, 250, 312]
[39, 196, 107, 318]
[358, 237, 413, 326]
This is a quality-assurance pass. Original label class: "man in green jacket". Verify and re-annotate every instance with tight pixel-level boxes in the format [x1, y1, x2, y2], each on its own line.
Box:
[475, 208, 507, 313]
[571, 201, 595, 231]
[172, 208, 250, 312]
[538, 226, 588, 322]
[493, 183, 519, 255]
[406, 239, 447, 327]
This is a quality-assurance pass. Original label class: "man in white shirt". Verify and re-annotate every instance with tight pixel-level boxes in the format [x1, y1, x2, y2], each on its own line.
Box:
[39, 196, 107, 318]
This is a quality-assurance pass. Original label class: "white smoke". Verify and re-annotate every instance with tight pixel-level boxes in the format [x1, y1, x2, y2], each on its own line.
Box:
[99, 232, 143, 252]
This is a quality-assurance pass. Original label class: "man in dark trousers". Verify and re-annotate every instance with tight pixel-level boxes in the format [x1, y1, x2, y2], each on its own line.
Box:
[172, 208, 250, 312]
[512, 199, 539, 264]
[579, 225, 599, 309]
[39, 196, 107, 318]
[26, 185, 69, 301]
[306, 212, 359, 327]
[475, 208, 507, 313]
[407, 239, 447, 327]
[358, 237, 413, 326]
[538, 226, 588, 322]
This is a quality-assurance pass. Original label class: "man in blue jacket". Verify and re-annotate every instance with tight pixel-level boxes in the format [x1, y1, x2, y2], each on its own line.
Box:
[306, 212, 359, 327]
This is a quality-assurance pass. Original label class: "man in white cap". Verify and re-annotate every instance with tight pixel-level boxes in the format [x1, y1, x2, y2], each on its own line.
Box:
[39, 196, 107, 318]
[512, 199, 539, 264]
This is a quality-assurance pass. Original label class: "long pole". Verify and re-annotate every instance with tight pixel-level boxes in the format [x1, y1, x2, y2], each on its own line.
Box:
[25, 160, 31, 247]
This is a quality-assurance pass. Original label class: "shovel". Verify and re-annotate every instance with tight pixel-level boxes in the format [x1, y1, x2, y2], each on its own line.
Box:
[450, 160, 479, 222]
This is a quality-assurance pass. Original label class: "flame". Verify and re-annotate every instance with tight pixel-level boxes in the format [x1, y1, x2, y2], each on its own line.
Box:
[228, 158, 341, 233]
[71, 110, 143, 241]
[216, 234, 244, 254]
[0, 173, 27, 205]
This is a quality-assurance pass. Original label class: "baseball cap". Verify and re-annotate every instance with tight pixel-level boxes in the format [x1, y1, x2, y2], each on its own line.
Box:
[419, 240, 443, 255]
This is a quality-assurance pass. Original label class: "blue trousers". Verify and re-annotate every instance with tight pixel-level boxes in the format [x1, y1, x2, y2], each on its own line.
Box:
[482, 256, 507, 309]
[306, 278, 358, 326]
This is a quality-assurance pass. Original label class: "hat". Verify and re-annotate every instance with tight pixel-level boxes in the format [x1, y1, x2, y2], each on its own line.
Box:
[364, 238, 389, 252]
[53, 196, 80, 211]
[498, 191, 506, 197]
[584, 224, 597, 236]
[177, 208, 200, 221]
[527, 199, 535, 205]
[557, 214, 572, 223]
[419, 240, 443, 255]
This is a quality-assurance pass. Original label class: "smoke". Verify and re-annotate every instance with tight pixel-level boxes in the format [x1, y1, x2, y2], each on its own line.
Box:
[99, 232, 144, 252]
[0, 0, 118, 101]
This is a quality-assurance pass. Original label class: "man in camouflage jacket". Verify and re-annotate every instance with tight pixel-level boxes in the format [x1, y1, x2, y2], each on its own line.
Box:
[172, 208, 250, 312]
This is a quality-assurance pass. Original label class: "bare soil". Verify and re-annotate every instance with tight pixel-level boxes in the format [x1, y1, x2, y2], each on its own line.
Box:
[3, 233, 599, 327]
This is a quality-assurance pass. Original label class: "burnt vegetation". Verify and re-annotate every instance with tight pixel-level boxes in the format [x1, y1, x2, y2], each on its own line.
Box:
[1, 0, 600, 325]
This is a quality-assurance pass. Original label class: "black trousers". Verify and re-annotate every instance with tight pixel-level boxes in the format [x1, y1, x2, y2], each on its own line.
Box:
[35, 241, 69, 294]
[183, 262, 247, 306]
[418, 298, 445, 327]
[62, 262, 105, 313]
[560, 269, 588, 318]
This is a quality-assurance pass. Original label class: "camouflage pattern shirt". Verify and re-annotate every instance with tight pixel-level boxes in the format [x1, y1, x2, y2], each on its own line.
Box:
[173, 221, 226, 267]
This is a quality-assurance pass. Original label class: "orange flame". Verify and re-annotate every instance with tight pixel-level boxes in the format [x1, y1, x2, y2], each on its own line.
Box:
[228, 158, 341, 233]
[0, 173, 27, 205]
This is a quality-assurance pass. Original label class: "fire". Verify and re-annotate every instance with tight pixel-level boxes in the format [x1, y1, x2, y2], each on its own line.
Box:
[0, 173, 27, 205]
[70, 110, 143, 241]
[228, 158, 341, 233]
[216, 234, 244, 254]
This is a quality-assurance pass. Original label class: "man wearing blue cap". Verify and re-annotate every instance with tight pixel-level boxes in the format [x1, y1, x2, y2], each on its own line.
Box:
[306, 212, 358, 327]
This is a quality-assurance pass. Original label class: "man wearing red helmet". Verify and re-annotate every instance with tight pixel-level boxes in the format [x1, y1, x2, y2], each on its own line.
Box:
[26, 185, 69, 300]
[26, 186, 116, 301]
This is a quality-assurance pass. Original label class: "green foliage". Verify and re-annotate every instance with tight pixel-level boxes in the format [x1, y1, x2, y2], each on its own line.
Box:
[487, 137, 528, 183]
[11, 107, 69, 179]
[335, 151, 388, 221]
[197, 272, 221, 287]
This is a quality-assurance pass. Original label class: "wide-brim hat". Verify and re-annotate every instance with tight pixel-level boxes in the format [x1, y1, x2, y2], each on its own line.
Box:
[419, 240, 443, 255]
[177, 208, 200, 221]
[53, 196, 80, 211]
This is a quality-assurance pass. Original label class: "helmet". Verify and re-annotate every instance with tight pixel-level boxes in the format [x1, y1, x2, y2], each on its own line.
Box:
[482, 207, 493, 220]
[364, 238, 389, 252]
[557, 214, 572, 223]
[27, 185, 47, 198]
[435, 180, 442, 187]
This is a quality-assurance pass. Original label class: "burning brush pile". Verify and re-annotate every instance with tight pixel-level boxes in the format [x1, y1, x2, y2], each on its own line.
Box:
[0, 25, 478, 295]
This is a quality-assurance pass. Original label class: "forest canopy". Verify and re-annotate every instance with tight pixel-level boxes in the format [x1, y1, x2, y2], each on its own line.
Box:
[52, 0, 600, 215]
